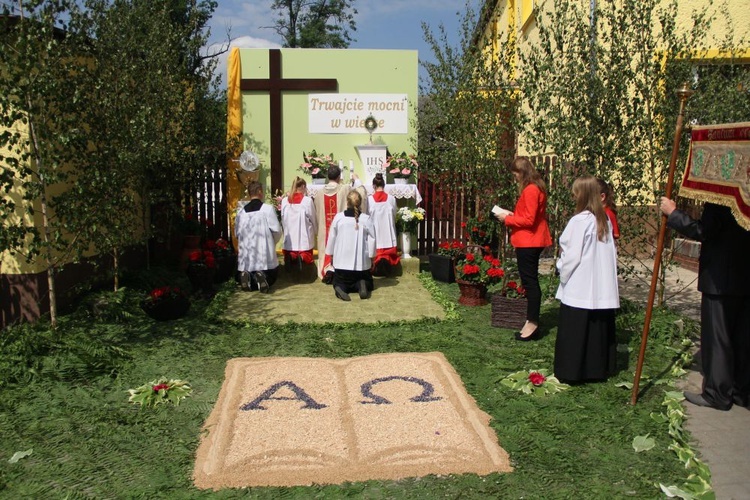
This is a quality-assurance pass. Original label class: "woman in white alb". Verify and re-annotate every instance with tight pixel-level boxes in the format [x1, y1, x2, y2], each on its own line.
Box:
[366, 173, 399, 276]
[325, 190, 376, 301]
[281, 176, 317, 269]
[554, 175, 619, 383]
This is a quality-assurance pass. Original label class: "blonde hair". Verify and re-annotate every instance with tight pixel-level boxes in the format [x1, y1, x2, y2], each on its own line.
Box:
[572, 175, 610, 241]
[510, 156, 547, 194]
[287, 176, 307, 203]
[347, 190, 362, 230]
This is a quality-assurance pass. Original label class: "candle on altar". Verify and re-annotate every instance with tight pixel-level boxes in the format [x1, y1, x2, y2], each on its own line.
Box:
[349, 160, 354, 182]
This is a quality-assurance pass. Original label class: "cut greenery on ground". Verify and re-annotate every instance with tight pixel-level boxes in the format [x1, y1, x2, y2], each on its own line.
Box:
[0, 265, 704, 498]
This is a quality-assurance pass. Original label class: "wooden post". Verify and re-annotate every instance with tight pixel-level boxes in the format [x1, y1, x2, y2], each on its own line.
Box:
[630, 83, 694, 405]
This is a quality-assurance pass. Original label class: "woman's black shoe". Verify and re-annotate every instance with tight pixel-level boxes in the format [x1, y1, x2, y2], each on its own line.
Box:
[515, 328, 540, 341]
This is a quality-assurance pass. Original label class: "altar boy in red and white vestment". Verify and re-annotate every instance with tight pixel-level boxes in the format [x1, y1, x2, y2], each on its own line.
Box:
[281, 176, 317, 268]
[314, 164, 368, 282]
[366, 172, 399, 276]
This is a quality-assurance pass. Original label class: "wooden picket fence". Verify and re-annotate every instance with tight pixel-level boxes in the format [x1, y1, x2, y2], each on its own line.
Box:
[185, 154, 558, 256]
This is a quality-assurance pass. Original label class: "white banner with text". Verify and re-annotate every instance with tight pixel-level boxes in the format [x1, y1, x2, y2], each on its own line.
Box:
[308, 94, 408, 134]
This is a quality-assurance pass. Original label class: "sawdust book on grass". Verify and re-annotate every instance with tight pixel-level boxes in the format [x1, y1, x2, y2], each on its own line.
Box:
[193, 352, 512, 489]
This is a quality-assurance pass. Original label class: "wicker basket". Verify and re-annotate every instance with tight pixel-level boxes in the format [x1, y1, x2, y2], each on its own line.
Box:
[491, 294, 527, 329]
[456, 280, 488, 306]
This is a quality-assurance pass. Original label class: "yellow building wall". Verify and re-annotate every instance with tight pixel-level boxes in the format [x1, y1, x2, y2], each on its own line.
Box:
[479, 0, 750, 157]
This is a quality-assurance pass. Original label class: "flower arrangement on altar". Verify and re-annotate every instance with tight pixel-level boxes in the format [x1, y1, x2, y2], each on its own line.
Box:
[436, 239, 466, 259]
[395, 206, 426, 233]
[462, 215, 495, 246]
[500, 369, 569, 397]
[300, 149, 336, 179]
[140, 286, 190, 321]
[128, 378, 193, 408]
[385, 151, 418, 180]
[454, 250, 504, 285]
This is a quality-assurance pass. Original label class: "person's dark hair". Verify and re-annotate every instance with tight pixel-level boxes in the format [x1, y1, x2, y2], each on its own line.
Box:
[597, 177, 617, 213]
[510, 156, 546, 193]
[372, 172, 385, 189]
[247, 181, 263, 197]
[327, 164, 341, 180]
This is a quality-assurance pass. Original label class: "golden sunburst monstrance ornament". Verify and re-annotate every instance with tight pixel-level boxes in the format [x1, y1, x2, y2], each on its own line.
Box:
[364, 115, 377, 143]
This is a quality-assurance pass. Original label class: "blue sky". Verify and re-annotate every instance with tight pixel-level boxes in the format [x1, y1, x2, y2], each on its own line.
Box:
[205, 0, 483, 87]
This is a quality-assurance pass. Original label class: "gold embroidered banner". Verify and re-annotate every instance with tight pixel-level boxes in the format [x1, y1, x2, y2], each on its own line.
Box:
[679, 122, 750, 230]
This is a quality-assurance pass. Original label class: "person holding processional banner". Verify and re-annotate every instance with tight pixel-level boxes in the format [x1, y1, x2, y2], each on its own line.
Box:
[315, 164, 368, 283]
[659, 122, 750, 411]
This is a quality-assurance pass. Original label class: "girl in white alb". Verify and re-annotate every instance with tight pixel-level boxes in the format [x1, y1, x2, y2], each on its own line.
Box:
[281, 176, 317, 267]
[325, 191, 376, 301]
[553, 175, 619, 383]
[366, 173, 399, 275]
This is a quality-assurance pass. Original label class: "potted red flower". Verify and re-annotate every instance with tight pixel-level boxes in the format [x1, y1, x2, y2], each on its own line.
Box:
[186, 249, 216, 296]
[454, 249, 504, 306]
[141, 286, 190, 321]
[429, 239, 466, 283]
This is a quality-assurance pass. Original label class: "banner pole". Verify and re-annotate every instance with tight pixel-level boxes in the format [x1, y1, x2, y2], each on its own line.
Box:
[631, 82, 694, 406]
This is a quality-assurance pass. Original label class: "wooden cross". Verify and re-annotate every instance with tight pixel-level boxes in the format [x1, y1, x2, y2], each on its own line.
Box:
[240, 49, 338, 193]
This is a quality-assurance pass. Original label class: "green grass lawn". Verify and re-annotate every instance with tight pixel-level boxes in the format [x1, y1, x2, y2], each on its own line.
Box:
[0, 266, 703, 499]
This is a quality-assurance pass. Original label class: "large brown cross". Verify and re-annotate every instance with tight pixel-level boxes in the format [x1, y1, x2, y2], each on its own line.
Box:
[240, 49, 338, 193]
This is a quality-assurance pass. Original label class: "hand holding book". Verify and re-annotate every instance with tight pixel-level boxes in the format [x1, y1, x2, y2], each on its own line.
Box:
[492, 205, 512, 221]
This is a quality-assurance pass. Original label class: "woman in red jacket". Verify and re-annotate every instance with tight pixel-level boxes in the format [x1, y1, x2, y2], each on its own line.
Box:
[496, 157, 552, 341]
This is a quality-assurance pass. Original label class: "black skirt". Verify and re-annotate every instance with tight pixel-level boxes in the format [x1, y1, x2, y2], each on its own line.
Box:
[554, 303, 616, 383]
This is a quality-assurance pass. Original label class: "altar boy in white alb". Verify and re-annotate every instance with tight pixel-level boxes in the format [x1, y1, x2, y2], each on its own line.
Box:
[235, 181, 282, 293]
[281, 176, 317, 269]
[325, 191, 376, 301]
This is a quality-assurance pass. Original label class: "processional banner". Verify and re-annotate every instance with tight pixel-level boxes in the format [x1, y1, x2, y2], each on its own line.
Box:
[679, 122, 750, 230]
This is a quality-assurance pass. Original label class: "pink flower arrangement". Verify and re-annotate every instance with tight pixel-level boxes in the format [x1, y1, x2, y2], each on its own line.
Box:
[300, 149, 336, 178]
[385, 151, 418, 179]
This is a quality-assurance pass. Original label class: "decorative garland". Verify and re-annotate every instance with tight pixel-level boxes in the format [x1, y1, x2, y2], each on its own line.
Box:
[417, 273, 459, 321]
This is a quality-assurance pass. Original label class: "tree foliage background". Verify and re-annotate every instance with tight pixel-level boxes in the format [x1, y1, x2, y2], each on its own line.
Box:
[421, 0, 748, 292]
[270, 0, 357, 48]
[0, 0, 225, 324]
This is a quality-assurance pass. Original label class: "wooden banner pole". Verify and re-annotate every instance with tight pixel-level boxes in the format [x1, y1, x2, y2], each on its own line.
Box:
[630, 83, 694, 406]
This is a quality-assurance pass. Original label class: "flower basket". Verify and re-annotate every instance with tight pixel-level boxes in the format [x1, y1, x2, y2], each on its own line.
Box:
[491, 294, 527, 329]
[428, 254, 455, 283]
[141, 295, 190, 321]
[456, 279, 488, 306]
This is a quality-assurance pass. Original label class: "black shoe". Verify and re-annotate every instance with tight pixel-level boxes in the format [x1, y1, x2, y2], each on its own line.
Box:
[733, 395, 750, 408]
[334, 285, 351, 301]
[240, 271, 250, 291]
[254, 271, 269, 293]
[322, 270, 335, 285]
[515, 328, 540, 341]
[684, 391, 730, 411]
[358, 280, 370, 299]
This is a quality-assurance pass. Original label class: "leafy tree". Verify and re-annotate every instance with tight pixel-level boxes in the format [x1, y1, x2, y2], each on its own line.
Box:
[1, 0, 222, 324]
[419, 2, 519, 256]
[517, 0, 747, 302]
[270, 0, 357, 48]
[1, 2, 92, 326]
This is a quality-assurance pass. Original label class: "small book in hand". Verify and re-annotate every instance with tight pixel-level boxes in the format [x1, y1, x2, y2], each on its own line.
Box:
[491, 205, 512, 217]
